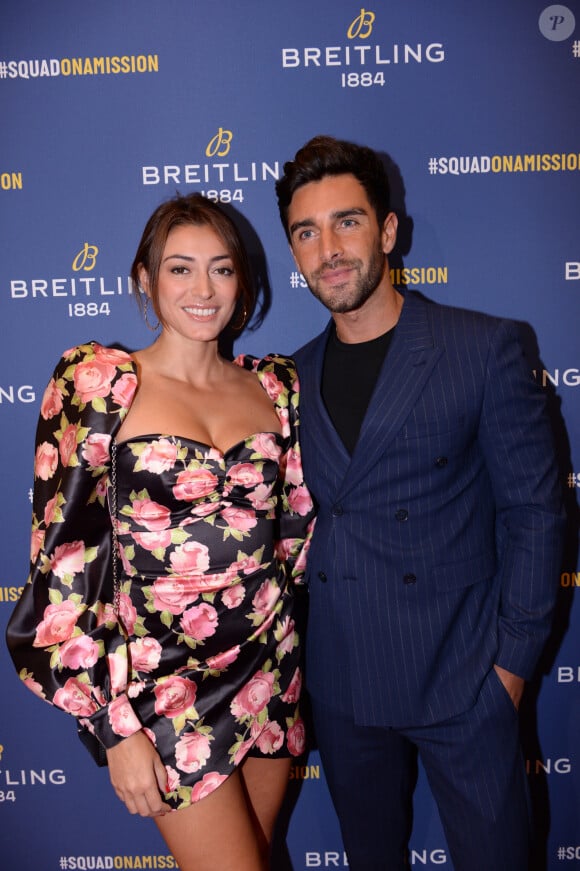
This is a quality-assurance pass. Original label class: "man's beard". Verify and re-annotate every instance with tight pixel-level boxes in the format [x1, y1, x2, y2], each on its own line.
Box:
[306, 247, 386, 314]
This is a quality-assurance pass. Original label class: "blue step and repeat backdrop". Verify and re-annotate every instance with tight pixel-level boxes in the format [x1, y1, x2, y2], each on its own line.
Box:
[1, 2, 579, 869]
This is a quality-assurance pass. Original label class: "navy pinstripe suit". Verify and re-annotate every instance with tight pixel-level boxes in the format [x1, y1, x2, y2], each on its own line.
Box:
[294, 290, 564, 870]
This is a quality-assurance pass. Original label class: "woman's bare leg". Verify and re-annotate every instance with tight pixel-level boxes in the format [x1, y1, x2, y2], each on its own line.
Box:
[239, 757, 293, 861]
[155, 768, 268, 871]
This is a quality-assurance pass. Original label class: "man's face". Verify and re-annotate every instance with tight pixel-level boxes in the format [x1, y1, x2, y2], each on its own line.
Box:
[287, 173, 396, 314]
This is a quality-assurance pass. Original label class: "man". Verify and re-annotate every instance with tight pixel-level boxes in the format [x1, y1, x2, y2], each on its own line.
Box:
[275, 136, 564, 870]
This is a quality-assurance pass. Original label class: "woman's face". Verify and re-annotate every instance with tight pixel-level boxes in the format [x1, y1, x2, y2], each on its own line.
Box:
[143, 223, 239, 341]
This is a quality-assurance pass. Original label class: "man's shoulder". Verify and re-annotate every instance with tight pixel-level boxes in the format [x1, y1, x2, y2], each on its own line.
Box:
[293, 326, 329, 366]
[408, 291, 508, 343]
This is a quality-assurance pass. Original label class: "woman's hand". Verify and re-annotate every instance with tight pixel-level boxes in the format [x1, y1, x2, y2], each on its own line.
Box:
[106, 731, 172, 817]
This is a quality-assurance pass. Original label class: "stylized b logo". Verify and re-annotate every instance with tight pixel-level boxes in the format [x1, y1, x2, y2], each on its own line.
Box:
[347, 8, 375, 39]
[206, 128, 233, 158]
[72, 243, 99, 272]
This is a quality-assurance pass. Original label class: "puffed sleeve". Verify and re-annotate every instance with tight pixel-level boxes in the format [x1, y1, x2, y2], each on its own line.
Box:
[6, 342, 143, 751]
[237, 353, 316, 584]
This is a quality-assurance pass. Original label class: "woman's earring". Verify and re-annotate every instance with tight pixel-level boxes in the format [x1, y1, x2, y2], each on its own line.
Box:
[143, 296, 160, 331]
[230, 303, 248, 332]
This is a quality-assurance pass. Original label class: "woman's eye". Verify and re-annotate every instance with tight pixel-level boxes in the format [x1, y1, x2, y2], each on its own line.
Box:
[171, 266, 189, 275]
[215, 266, 234, 276]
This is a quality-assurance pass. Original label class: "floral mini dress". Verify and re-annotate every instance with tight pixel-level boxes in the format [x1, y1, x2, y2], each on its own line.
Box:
[6, 344, 315, 810]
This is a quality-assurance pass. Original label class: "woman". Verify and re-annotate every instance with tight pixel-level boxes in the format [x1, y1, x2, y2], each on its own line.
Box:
[6, 193, 315, 871]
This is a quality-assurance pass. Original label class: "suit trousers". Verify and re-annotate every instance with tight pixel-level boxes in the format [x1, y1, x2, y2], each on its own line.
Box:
[311, 667, 531, 871]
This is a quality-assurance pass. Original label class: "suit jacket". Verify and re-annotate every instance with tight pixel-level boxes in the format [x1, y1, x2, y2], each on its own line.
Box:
[294, 291, 564, 727]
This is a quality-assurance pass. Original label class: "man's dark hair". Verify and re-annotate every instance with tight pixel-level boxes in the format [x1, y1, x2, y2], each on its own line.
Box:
[275, 135, 391, 240]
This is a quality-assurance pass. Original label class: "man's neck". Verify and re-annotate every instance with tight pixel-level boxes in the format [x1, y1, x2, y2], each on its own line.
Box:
[334, 287, 404, 344]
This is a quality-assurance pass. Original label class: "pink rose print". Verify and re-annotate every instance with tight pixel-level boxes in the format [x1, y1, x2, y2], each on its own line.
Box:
[50, 540, 86, 579]
[226, 463, 265, 489]
[165, 765, 181, 793]
[173, 468, 219, 502]
[260, 371, 285, 402]
[35, 441, 58, 481]
[230, 670, 275, 719]
[254, 719, 284, 754]
[232, 737, 255, 766]
[222, 506, 257, 533]
[252, 578, 280, 615]
[117, 592, 138, 635]
[278, 407, 290, 438]
[275, 616, 297, 657]
[59, 423, 79, 467]
[33, 600, 79, 647]
[130, 637, 162, 673]
[288, 485, 314, 516]
[23, 675, 46, 699]
[59, 636, 99, 670]
[280, 667, 302, 704]
[286, 718, 306, 757]
[128, 681, 147, 700]
[118, 542, 134, 577]
[53, 677, 97, 716]
[181, 602, 218, 641]
[44, 494, 59, 527]
[175, 731, 212, 773]
[131, 497, 172, 532]
[205, 645, 240, 671]
[31, 528, 45, 562]
[247, 484, 275, 512]
[107, 652, 129, 694]
[93, 345, 131, 366]
[140, 439, 178, 474]
[111, 372, 138, 407]
[191, 771, 228, 803]
[40, 378, 63, 420]
[236, 556, 262, 576]
[294, 537, 311, 575]
[151, 578, 200, 615]
[81, 433, 111, 467]
[143, 726, 157, 745]
[251, 432, 282, 461]
[133, 530, 172, 552]
[108, 694, 141, 737]
[221, 584, 245, 609]
[154, 675, 197, 718]
[284, 448, 304, 486]
[169, 541, 210, 575]
[73, 359, 117, 403]
[95, 476, 108, 500]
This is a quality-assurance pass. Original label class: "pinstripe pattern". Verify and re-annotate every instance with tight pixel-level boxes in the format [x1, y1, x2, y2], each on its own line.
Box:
[295, 291, 564, 728]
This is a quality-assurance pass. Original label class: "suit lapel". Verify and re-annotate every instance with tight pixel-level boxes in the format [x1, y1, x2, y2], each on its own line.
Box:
[339, 293, 443, 495]
[297, 323, 351, 466]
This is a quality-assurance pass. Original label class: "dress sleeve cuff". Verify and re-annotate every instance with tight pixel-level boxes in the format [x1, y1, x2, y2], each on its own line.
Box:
[87, 693, 142, 748]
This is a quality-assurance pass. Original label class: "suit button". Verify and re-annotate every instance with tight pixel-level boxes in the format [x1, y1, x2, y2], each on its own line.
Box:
[331, 505, 344, 516]
[403, 573, 417, 585]
[435, 456, 448, 468]
[318, 571, 328, 583]
[395, 509, 408, 522]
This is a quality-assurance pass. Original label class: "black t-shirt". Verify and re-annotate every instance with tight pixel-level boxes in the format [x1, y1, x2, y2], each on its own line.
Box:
[321, 324, 394, 455]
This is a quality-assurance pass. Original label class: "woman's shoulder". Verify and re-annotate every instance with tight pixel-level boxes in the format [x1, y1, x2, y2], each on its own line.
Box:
[58, 341, 133, 367]
[46, 342, 138, 416]
[51, 342, 135, 379]
[234, 352, 297, 382]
